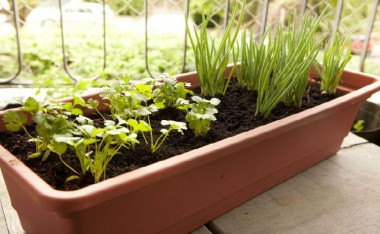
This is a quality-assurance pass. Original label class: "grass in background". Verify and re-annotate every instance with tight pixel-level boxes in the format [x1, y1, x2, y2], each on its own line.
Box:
[0, 27, 195, 87]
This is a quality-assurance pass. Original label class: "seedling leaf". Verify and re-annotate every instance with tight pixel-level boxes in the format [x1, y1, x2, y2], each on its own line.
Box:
[3, 111, 27, 132]
[23, 97, 40, 112]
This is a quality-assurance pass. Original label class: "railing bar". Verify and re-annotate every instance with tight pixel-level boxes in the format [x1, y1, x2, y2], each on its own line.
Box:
[1, 81, 32, 86]
[221, 0, 231, 57]
[180, 0, 190, 73]
[360, 0, 380, 72]
[102, 0, 107, 69]
[259, 0, 270, 40]
[4, 80, 76, 86]
[144, 0, 155, 78]
[58, 0, 106, 82]
[146, 0, 189, 77]
[332, 0, 344, 35]
[59, 0, 78, 82]
[0, 0, 22, 84]
[300, 0, 308, 16]
[223, 0, 231, 30]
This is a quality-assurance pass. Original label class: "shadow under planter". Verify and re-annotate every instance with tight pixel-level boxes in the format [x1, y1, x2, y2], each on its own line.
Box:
[352, 100, 380, 146]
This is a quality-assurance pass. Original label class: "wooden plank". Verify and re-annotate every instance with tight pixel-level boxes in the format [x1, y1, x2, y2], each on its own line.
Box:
[0, 180, 9, 234]
[0, 172, 25, 234]
[340, 132, 367, 148]
[190, 225, 212, 234]
[211, 141, 380, 234]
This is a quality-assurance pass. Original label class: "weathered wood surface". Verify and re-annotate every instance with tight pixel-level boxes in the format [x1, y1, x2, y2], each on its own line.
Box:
[0, 133, 378, 234]
[191, 225, 213, 234]
[0, 170, 24, 234]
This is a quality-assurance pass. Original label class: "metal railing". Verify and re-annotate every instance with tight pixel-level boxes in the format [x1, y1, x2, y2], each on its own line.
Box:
[0, 0, 379, 86]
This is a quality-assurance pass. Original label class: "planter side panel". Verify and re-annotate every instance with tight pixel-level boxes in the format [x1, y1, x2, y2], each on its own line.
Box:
[1, 170, 76, 234]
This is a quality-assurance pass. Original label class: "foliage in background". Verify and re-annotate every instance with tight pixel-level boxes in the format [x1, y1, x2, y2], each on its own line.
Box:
[190, 0, 224, 28]
[9, 0, 39, 25]
[0, 28, 194, 100]
[84, 0, 143, 16]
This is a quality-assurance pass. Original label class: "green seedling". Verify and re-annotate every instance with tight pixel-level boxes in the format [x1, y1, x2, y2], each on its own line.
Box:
[234, 29, 274, 91]
[140, 118, 187, 154]
[3, 97, 74, 161]
[55, 95, 87, 116]
[146, 73, 194, 108]
[56, 115, 139, 183]
[177, 96, 220, 137]
[315, 31, 352, 94]
[101, 81, 156, 120]
[186, 0, 245, 96]
[87, 98, 106, 120]
[3, 111, 31, 137]
[255, 10, 326, 117]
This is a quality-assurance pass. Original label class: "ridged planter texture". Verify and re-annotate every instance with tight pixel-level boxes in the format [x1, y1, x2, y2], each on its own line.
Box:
[0, 68, 379, 234]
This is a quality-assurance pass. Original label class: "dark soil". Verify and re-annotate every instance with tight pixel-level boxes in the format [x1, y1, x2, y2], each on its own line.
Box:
[0, 81, 341, 190]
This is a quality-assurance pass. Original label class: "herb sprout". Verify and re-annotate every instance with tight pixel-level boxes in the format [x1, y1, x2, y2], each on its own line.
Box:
[235, 29, 275, 91]
[55, 115, 139, 183]
[279, 12, 324, 108]
[91, 119, 138, 183]
[147, 73, 194, 108]
[315, 31, 352, 94]
[56, 95, 87, 116]
[186, 0, 245, 96]
[255, 10, 326, 117]
[249, 28, 278, 92]
[127, 118, 187, 154]
[126, 118, 151, 148]
[177, 96, 220, 137]
[4, 97, 75, 161]
[3, 111, 31, 137]
[87, 98, 106, 120]
[101, 81, 156, 120]
[147, 119, 187, 153]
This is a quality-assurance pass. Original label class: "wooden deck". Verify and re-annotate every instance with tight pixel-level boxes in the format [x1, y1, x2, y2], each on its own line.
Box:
[1, 133, 379, 234]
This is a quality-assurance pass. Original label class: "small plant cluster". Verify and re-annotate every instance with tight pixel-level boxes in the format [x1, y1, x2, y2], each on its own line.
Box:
[3, 77, 220, 183]
[186, 0, 245, 97]
[314, 32, 353, 94]
[235, 12, 325, 117]
[187, 3, 352, 118]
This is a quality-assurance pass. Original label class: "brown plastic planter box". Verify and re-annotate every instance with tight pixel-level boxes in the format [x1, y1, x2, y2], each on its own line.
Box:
[0, 68, 379, 234]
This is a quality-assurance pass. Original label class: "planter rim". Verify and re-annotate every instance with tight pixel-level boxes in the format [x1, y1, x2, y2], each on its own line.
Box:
[0, 68, 379, 214]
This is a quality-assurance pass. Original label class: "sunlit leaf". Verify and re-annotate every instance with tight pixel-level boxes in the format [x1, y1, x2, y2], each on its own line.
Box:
[23, 97, 40, 112]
